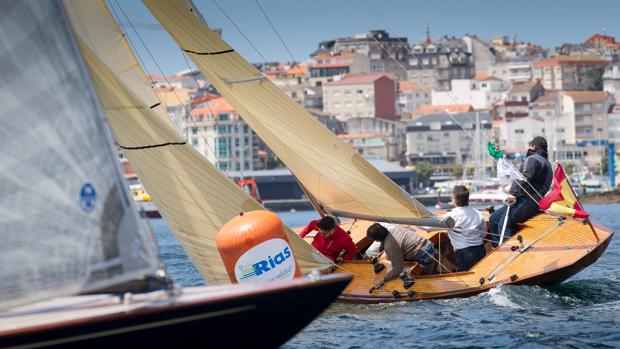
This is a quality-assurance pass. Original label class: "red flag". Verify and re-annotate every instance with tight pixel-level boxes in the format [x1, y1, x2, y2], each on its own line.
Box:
[538, 164, 589, 219]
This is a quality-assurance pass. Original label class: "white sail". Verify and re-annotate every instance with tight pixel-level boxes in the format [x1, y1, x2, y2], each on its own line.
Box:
[68, 7, 330, 284]
[143, 0, 444, 227]
[0, 1, 159, 309]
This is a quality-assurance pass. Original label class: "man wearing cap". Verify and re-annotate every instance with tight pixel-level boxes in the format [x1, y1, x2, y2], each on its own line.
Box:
[489, 136, 553, 246]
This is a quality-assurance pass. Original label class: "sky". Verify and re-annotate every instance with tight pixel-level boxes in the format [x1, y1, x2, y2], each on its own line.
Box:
[110, 0, 620, 76]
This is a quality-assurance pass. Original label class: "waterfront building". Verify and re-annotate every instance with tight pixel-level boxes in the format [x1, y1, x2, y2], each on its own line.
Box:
[343, 117, 406, 161]
[462, 34, 497, 75]
[488, 60, 533, 82]
[323, 73, 396, 121]
[396, 80, 431, 120]
[187, 97, 256, 171]
[556, 91, 614, 171]
[407, 35, 475, 91]
[405, 112, 493, 181]
[431, 75, 511, 109]
[532, 56, 609, 90]
[412, 103, 473, 117]
[603, 63, 620, 103]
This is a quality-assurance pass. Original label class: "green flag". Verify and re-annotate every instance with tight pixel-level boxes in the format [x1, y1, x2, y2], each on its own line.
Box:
[487, 141, 503, 159]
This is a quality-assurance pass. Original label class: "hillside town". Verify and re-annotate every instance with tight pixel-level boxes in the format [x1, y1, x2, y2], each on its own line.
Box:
[145, 29, 620, 198]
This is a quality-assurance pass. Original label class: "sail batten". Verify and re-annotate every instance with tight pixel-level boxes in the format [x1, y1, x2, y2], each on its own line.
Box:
[143, 0, 445, 227]
[68, 3, 330, 284]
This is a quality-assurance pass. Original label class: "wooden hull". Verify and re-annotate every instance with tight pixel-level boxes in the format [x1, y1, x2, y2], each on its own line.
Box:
[0, 274, 351, 348]
[300, 213, 613, 304]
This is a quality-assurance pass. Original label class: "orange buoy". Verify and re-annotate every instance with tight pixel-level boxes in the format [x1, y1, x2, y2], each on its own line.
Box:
[216, 210, 301, 283]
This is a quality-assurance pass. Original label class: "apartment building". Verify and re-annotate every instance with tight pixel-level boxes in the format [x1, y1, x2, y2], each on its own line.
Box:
[323, 73, 396, 121]
[431, 75, 511, 109]
[532, 56, 609, 90]
[396, 81, 430, 120]
[187, 97, 256, 171]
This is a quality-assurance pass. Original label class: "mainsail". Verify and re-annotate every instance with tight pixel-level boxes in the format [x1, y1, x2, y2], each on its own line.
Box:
[143, 0, 444, 227]
[67, 3, 330, 285]
[0, 1, 159, 309]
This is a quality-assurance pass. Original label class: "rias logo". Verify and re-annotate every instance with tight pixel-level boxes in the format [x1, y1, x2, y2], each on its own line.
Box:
[234, 238, 296, 283]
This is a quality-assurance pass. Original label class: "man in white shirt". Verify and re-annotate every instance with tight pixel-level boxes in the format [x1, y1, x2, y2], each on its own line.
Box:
[442, 185, 487, 271]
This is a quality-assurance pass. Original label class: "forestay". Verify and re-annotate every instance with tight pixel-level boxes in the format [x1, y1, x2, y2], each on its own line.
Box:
[143, 0, 445, 227]
[0, 1, 159, 309]
[75, 32, 330, 284]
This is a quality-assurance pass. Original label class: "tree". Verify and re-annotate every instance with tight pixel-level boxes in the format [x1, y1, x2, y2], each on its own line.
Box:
[587, 66, 605, 91]
[415, 161, 433, 187]
[451, 164, 464, 178]
[601, 150, 609, 176]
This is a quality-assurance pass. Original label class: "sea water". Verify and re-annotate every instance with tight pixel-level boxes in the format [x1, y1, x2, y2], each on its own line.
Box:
[149, 204, 620, 348]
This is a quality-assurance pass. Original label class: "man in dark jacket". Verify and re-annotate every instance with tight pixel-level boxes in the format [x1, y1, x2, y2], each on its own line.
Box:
[489, 136, 553, 246]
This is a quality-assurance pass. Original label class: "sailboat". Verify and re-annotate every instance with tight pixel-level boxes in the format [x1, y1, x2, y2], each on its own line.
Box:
[0, 1, 350, 346]
[142, 0, 613, 303]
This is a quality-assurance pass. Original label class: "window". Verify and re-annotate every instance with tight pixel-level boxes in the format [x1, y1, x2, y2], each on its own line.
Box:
[515, 129, 524, 134]
[217, 113, 229, 121]
[192, 127, 198, 135]
[344, 90, 352, 96]
[356, 89, 363, 95]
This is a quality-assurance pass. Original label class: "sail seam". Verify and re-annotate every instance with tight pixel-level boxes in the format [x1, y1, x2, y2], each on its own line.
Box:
[119, 142, 186, 150]
[183, 48, 234, 55]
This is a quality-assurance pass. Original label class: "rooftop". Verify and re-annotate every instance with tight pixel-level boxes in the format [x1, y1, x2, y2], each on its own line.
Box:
[564, 91, 609, 103]
[533, 55, 609, 68]
[509, 80, 540, 94]
[397, 80, 428, 92]
[191, 96, 235, 115]
[326, 73, 389, 85]
[413, 104, 473, 115]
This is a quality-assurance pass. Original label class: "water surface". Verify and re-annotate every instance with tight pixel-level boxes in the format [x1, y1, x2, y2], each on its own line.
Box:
[149, 204, 620, 348]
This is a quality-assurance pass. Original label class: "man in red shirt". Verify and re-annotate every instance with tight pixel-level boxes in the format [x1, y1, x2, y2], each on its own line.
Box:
[299, 216, 358, 263]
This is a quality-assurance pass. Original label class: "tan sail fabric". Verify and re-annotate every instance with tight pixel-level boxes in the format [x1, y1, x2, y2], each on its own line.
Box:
[77, 39, 330, 285]
[143, 0, 442, 226]
[64, 0, 177, 131]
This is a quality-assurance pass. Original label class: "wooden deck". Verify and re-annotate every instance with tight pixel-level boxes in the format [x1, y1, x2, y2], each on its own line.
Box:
[295, 213, 614, 303]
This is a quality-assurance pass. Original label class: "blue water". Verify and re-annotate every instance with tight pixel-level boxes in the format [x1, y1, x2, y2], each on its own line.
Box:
[149, 204, 620, 348]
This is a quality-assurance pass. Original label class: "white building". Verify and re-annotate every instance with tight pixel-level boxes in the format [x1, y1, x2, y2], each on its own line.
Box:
[488, 60, 533, 82]
[396, 80, 430, 120]
[557, 91, 614, 171]
[497, 116, 546, 154]
[406, 112, 493, 180]
[603, 63, 620, 103]
[431, 76, 511, 109]
[187, 97, 255, 171]
[344, 117, 406, 160]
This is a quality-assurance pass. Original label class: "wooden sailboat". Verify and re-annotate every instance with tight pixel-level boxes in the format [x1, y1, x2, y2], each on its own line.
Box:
[0, 1, 350, 346]
[142, 0, 613, 303]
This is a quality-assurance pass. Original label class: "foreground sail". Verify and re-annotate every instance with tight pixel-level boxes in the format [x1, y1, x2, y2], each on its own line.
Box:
[143, 0, 444, 227]
[0, 0, 159, 309]
[67, 5, 330, 284]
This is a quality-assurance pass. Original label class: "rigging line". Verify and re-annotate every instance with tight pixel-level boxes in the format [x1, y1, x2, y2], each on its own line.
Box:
[210, 0, 303, 103]
[360, 1, 547, 202]
[113, 1, 246, 186]
[177, 49, 250, 183]
[108, 1, 177, 131]
[112, 0, 190, 127]
[209, 0, 385, 215]
[253, 0, 298, 65]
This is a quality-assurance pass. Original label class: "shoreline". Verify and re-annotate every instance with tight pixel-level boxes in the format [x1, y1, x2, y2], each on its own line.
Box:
[579, 189, 620, 205]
